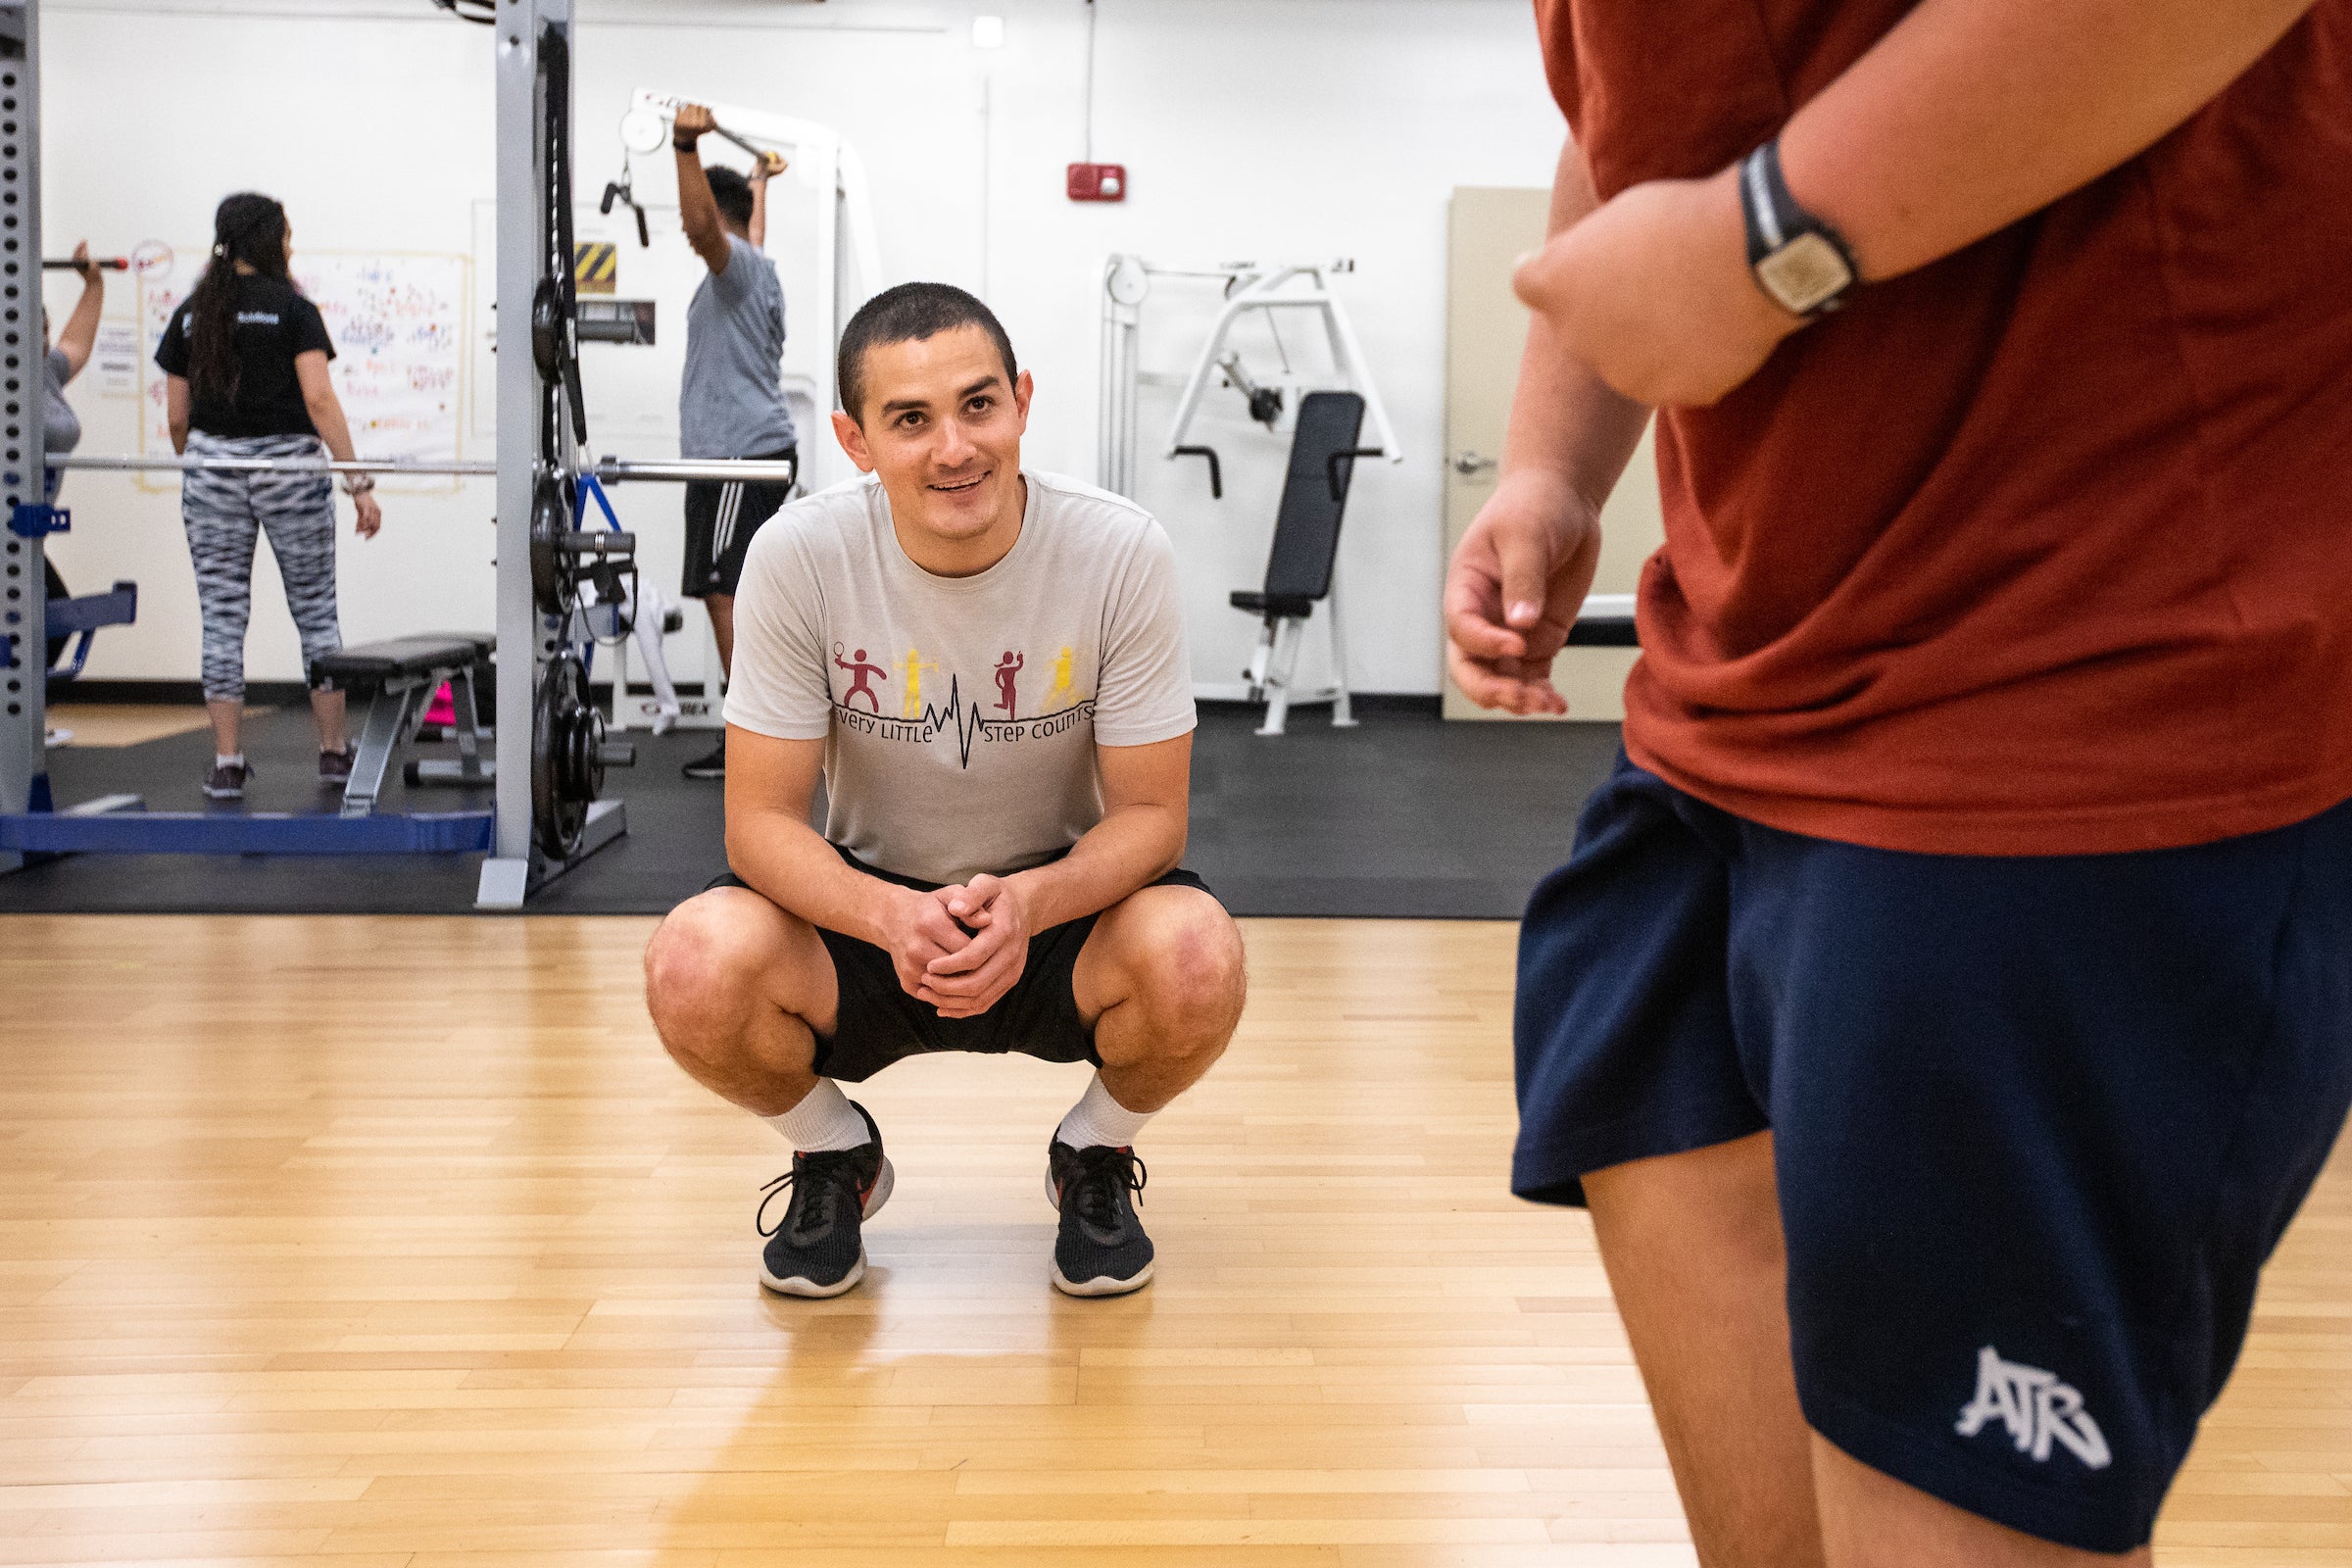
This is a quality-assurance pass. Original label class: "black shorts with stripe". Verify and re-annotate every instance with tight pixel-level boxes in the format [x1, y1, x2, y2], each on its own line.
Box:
[681, 446, 798, 600]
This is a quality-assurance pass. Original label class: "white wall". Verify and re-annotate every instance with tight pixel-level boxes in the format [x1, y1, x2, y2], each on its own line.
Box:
[39, 0, 1565, 693]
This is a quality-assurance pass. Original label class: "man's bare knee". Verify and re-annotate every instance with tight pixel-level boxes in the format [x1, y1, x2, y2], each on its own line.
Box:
[644, 891, 817, 1063]
[1104, 891, 1248, 1055]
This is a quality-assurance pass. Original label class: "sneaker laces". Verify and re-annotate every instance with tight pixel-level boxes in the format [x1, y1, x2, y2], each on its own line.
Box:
[757, 1150, 868, 1243]
[1066, 1146, 1148, 1232]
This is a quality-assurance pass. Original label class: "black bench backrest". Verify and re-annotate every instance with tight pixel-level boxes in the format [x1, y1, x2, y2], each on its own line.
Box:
[1262, 391, 1368, 604]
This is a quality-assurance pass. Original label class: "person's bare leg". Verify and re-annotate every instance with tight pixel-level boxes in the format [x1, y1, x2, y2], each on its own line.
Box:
[310, 688, 347, 754]
[708, 593, 736, 681]
[1583, 1132, 1826, 1568]
[1072, 885, 1247, 1111]
[206, 699, 244, 757]
[1813, 1437, 2150, 1568]
[643, 886, 839, 1115]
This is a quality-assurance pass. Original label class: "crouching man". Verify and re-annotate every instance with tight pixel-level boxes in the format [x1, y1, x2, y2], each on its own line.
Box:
[645, 282, 1246, 1299]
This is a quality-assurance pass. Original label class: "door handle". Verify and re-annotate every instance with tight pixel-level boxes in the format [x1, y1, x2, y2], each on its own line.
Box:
[1450, 450, 1498, 477]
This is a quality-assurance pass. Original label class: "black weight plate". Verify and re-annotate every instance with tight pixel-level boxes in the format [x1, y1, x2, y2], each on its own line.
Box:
[530, 654, 591, 859]
[532, 276, 564, 380]
[529, 476, 571, 616]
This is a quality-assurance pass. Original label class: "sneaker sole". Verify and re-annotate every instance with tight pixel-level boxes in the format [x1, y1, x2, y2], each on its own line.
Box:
[758, 1155, 894, 1299]
[202, 788, 244, 801]
[1051, 1258, 1154, 1298]
[1044, 1170, 1153, 1298]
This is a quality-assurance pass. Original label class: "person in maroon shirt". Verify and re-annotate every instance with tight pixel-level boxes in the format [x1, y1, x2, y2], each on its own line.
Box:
[1448, 0, 2352, 1561]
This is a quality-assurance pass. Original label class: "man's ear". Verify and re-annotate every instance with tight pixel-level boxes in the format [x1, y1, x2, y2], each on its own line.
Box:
[1012, 368, 1035, 430]
[832, 408, 875, 473]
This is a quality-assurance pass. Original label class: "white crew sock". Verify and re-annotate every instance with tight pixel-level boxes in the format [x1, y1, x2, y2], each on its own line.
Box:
[762, 1078, 870, 1153]
[215, 753, 244, 769]
[1054, 1072, 1156, 1151]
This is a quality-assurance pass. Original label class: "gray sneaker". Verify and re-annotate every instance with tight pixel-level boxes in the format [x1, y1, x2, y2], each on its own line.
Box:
[203, 760, 252, 801]
[319, 745, 357, 789]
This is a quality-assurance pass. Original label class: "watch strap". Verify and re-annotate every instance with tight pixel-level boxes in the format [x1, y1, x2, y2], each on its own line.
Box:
[1740, 139, 1861, 314]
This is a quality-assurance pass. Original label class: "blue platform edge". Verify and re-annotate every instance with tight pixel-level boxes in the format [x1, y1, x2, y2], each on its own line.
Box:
[0, 810, 494, 856]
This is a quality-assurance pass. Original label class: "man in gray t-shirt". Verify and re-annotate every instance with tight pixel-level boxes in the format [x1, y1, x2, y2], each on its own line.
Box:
[644, 284, 1246, 1304]
[672, 103, 802, 780]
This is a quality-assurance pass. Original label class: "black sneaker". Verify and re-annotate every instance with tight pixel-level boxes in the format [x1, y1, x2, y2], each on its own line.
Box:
[682, 736, 726, 779]
[757, 1102, 893, 1298]
[202, 760, 252, 800]
[1046, 1140, 1154, 1297]
[319, 745, 357, 789]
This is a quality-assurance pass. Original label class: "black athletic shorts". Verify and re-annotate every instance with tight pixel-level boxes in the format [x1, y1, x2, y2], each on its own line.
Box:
[705, 848, 1218, 1084]
[1513, 752, 2352, 1553]
[681, 446, 797, 600]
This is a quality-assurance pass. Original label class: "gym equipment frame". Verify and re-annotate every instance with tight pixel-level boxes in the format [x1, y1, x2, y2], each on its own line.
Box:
[0, 0, 850, 906]
[1097, 255, 1401, 728]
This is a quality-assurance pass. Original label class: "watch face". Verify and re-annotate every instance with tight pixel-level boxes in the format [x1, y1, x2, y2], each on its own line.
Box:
[1756, 232, 1854, 316]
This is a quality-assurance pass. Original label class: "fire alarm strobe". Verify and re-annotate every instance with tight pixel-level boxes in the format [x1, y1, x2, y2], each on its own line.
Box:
[1068, 162, 1127, 202]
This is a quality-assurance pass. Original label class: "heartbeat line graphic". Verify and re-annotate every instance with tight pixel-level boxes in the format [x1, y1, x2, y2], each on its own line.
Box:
[832, 675, 1099, 768]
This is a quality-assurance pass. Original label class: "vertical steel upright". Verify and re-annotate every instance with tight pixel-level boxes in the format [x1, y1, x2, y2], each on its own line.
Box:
[479, 0, 568, 909]
[0, 0, 42, 877]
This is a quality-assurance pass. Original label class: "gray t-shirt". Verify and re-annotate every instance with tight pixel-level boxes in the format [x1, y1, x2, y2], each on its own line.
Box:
[679, 232, 797, 460]
[725, 469, 1198, 886]
[45, 347, 80, 458]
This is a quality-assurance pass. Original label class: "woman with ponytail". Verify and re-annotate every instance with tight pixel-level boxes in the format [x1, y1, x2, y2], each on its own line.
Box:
[154, 192, 383, 801]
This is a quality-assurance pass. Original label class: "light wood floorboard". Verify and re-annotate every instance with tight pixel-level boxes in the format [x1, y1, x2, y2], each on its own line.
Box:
[0, 914, 2344, 1565]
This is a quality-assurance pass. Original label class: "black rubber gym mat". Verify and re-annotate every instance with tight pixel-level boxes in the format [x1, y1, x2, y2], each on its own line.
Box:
[0, 700, 1619, 918]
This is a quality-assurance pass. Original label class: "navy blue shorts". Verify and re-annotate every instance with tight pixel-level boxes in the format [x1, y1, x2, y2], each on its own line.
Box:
[1513, 754, 2352, 1553]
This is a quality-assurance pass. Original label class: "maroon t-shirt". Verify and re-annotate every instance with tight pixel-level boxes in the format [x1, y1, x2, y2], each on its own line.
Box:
[1538, 0, 2352, 855]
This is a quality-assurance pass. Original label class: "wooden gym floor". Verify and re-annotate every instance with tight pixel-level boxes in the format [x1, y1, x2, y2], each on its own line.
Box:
[1, 914, 2346, 1566]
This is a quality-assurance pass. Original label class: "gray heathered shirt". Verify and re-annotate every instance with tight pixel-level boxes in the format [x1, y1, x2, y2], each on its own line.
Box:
[680, 232, 798, 461]
[724, 470, 1197, 886]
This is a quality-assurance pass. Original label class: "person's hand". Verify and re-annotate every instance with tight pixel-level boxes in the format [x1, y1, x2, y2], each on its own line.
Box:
[881, 884, 978, 1004]
[352, 489, 382, 539]
[1445, 467, 1602, 715]
[672, 103, 714, 146]
[750, 151, 787, 185]
[1514, 167, 1804, 410]
[919, 874, 1032, 1019]
[71, 240, 98, 283]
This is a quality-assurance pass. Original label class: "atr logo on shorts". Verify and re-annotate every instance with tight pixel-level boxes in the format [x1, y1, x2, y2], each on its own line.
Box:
[1955, 1346, 2112, 1470]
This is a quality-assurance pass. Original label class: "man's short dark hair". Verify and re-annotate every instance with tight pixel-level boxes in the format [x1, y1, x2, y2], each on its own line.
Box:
[837, 282, 1018, 424]
[706, 166, 755, 229]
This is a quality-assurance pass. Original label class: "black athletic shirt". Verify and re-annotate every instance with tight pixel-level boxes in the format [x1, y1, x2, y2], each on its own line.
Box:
[153, 273, 335, 439]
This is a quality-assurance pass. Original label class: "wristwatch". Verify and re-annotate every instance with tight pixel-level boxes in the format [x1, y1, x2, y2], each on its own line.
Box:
[1739, 139, 1859, 318]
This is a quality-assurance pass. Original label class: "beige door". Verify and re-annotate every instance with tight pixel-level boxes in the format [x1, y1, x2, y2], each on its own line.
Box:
[1442, 186, 1662, 721]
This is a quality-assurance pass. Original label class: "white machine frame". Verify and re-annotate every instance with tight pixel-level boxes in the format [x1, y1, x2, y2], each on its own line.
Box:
[1097, 255, 1402, 732]
[607, 89, 888, 733]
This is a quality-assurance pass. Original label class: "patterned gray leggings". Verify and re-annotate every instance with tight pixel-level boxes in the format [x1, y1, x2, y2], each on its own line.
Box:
[181, 430, 344, 703]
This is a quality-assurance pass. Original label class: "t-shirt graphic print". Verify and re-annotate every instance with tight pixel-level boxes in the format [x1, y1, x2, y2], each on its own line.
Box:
[724, 470, 1196, 887]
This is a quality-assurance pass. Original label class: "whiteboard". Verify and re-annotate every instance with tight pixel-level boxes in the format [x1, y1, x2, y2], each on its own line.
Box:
[136, 250, 472, 493]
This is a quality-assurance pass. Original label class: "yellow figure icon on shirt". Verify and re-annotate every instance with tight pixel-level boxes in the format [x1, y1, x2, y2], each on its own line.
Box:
[894, 647, 941, 718]
[1046, 645, 1079, 708]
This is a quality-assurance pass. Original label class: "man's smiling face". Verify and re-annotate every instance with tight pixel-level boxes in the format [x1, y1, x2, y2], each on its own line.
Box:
[833, 324, 1034, 561]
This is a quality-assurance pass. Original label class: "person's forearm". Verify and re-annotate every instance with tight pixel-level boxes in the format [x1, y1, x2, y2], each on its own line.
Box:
[727, 806, 910, 946]
[307, 397, 360, 465]
[1507, 141, 1652, 511]
[749, 181, 768, 250]
[58, 276, 102, 372]
[1006, 804, 1184, 932]
[1782, 0, 2317, 283]
[675, 145, 723, 247]
[169, 418, 188, 456]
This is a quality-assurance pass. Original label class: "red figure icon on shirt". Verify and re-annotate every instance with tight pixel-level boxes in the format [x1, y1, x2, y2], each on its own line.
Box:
[833, 643, 888, 713]
[994, 650, 1024, 717]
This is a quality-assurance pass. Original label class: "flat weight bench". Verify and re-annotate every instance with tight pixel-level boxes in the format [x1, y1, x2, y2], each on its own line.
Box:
[311, 633, 495, 819]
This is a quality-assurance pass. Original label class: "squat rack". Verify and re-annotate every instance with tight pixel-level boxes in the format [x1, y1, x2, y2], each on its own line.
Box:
[0, 0, 851, 907]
